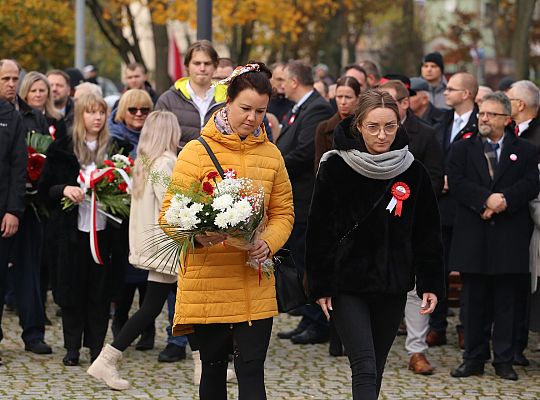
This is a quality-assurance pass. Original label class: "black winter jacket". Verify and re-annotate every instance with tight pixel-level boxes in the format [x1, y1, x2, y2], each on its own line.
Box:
[0, 99, 27, 219]
[305, 118, 445, 301]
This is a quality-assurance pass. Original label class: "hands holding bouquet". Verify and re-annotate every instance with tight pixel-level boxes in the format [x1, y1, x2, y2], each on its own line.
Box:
[155, 168, 273, 278]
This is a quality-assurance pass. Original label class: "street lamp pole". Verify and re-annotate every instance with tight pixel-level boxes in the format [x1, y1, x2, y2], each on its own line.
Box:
[75, 0, 85, 69]
[197, 0, 212, 41]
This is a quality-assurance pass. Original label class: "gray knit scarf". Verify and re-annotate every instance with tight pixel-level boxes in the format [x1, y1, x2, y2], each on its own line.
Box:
[319, 146, 414, 180]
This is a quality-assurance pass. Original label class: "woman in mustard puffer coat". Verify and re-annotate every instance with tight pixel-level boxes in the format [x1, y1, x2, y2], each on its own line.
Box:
[160, 62, 294, 400]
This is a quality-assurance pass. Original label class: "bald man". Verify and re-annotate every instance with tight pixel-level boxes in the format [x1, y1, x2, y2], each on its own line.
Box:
[426, 72, 480, 349]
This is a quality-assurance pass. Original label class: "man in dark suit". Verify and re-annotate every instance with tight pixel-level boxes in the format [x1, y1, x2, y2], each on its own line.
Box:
[276, 60, 334, 345]
[506, 80, 540, 366]
[449, 92, 539, 380]
[507, 80, 540, 150]
[380, 78, 444, 374]
[0, 98, 27, 365]
[426, 72, 480, 349]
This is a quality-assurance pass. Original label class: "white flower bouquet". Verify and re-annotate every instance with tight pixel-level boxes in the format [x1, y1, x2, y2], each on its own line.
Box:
[146, 168, 274, 277]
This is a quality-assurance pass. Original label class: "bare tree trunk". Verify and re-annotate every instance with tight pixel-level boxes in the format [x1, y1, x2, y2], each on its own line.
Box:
[152, 22, 171, 94]
[85, 0, 147, 69]
[512, 0, 537, 78]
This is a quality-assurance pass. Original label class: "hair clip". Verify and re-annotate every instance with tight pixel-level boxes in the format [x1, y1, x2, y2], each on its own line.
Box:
[212, 63, 260, 87]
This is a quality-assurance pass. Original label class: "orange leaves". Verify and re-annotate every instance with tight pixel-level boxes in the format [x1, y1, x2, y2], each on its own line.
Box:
[0, 0, 74, 71]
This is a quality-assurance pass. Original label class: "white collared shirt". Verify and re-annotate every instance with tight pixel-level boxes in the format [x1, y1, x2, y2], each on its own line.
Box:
[77, 140, 107, 233]
[186, 81, 215, 127]
[454, 110, 473, 132]
[517, 119, 532, 136]
[292, 90, 314, 113]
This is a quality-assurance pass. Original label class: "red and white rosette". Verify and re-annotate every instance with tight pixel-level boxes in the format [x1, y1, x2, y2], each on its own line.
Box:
[78, 167, 132, 265]
[386, 182, 410, 217]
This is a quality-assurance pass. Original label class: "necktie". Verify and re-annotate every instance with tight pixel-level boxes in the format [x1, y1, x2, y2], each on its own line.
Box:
[484, 141, 500, 178]
[450, 117, 463, 143]
[514, 125, 520, 137]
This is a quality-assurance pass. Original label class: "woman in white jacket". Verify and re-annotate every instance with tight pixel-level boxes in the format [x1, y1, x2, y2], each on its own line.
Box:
[87, 111, 182, 389]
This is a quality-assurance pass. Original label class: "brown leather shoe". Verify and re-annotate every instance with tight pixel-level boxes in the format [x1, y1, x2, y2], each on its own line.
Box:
[426, 329, 447, 347]
[456, 326, 465, 350]
[409, 353, 435, 375]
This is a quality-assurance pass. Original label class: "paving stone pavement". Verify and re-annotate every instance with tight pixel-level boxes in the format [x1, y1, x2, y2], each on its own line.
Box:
[1, 299, 540, 399]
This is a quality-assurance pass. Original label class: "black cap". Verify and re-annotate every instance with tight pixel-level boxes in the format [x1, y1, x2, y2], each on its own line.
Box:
[64, 67, 85, 88]
[422, 52, 444, 73]
[497, 76, 515, 92]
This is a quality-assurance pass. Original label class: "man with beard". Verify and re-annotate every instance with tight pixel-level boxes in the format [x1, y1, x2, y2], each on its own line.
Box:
[47, 69, 74, 130]
[449, 92, 539, 381]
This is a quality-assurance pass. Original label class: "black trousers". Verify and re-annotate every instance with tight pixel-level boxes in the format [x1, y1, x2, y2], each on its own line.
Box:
[429, 225, 452, 333]
[461, 273, 528, 366]
[9, 209, 46, 344]
[61, 231, 110, 354]
[332, 293, 406, 400]
[195, 318, 273, 400]
[112, 280, 154, 340]
[286, 222, 328, 333]
[0, 234, 14, 343]
[112, 281, 175, 351]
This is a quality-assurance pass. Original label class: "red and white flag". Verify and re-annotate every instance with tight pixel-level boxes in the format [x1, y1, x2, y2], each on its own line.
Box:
[168, 34, 183, 81]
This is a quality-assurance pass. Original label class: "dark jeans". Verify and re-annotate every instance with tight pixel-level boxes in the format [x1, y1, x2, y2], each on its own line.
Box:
[332, 293, 406, 400]
[195, 318, 273, 400]
[167, 290, 188, 347]
[113, 281, 176, 351]
[461, 273, 527, 366]
[10, 209, 46, 344]
[62, 231, 110, 355]
[286, 222, 328, 333]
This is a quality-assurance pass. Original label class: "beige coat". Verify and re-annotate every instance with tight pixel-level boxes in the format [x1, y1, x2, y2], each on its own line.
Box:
[129, 151, 178, 282]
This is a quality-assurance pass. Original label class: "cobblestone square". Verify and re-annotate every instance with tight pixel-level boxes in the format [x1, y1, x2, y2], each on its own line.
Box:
[1, 300, 540, 399]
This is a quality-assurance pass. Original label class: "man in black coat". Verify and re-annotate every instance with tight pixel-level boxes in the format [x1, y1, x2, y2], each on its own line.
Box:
[449, 92, 539, 381]
[276, 60, 334, 344]
[379, 78, 444, 374]
[0, 59, 52, 355]
[506, 80, 540, 365]
[427, 72, 480, 348]
[0, 98, 27, 365]
[409, 77, 446, 130]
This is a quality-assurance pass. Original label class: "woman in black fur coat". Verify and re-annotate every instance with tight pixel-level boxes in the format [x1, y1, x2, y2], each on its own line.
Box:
[305, 90, 445, 400]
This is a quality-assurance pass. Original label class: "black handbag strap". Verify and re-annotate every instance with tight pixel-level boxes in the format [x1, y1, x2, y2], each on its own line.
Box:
[198, 137, 225, 179]
[338, 179, 394, 245]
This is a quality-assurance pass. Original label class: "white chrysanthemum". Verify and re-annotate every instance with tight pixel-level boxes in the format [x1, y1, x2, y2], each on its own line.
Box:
[176, 207, 201, 230]
[212, 194, 234, 210]
[189, 202, 204, 213]
[232, 199, 252, 223]
[171, 194, 190, 208]
[112, 154, 130, 166]
[216, 178, 242, 195]
[214, 210, 231, 229]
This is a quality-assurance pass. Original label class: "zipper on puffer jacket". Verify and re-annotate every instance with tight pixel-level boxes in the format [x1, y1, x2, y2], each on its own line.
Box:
[240, 143, 252, 326]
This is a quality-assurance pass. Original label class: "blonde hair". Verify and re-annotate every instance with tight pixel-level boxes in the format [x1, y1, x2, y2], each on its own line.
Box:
[72, 93, 110, 166]
[132, 111, 181, 198]
[115, 89, 153, 123]
[19, 71, 62, 120]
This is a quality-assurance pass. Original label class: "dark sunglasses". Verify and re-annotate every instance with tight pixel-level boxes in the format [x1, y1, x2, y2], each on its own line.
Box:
[127, 107, 150, 115]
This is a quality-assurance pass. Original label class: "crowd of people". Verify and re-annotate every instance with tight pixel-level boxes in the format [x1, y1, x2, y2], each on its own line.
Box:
[1, 41, 540, 399]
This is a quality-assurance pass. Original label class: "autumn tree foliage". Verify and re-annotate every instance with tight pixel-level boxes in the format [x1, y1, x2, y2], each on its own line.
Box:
[0, 0, 74, 71]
